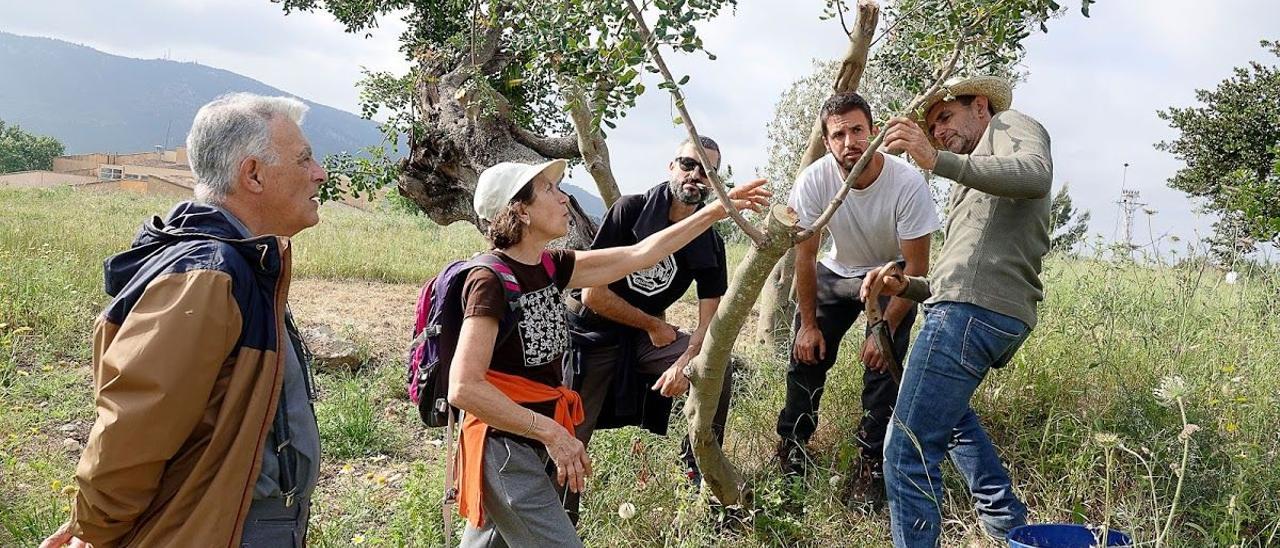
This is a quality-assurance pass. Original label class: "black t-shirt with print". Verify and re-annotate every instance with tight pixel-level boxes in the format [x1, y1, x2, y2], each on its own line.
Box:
[589, 191, 728, 320]
[461, 249, 576, 388]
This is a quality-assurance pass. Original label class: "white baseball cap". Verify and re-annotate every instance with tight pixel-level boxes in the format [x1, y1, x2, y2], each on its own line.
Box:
[473, 159, 567, 222]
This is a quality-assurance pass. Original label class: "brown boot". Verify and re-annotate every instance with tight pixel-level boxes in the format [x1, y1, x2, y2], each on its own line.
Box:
[841, 459, 887, 512]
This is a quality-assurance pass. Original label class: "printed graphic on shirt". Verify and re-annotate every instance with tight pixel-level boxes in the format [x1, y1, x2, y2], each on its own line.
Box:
[626, 255, 678, 297]
[517, 284, 569, 366]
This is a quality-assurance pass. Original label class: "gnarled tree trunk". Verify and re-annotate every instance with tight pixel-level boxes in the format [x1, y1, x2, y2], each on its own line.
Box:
[395, 9, 606, 247]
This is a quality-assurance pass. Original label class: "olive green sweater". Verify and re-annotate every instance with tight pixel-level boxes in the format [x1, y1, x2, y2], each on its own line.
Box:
[902, 109, 1053, 327]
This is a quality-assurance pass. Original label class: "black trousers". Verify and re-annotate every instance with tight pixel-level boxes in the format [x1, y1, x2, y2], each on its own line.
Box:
[563, 330, 733, 521]
[774, 263, 916, 468]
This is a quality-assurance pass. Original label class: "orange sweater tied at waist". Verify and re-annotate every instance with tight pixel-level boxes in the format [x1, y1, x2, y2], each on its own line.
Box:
[457, 370, 583, 528]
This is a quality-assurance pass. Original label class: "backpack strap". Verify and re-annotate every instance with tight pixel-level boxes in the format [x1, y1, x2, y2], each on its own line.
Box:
[466, 253, 526, 347]
[469, 253, 521, 311]
[539, 250, 557, 283]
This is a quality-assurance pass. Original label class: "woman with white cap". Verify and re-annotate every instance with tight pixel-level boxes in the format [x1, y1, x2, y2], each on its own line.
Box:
[447, 158, 769, 546]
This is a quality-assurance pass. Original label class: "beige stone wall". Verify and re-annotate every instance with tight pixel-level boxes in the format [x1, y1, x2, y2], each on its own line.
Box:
[75, 180, 127, 193]
[0, 171, 99, 188]
[52, 157, 106, 174]
[162, 147, 189, 165]
[143, 177, 194, 198]
[121, 164, 192, 178]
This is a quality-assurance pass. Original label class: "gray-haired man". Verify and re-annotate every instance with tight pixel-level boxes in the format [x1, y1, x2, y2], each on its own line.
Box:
[43, 93, 326, 548]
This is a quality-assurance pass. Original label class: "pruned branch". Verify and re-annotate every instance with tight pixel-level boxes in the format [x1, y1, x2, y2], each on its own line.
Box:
[795, 30, 967, 242]
[511, 125, 581, 159]
[797, 0, 880, 178]
[623, 0, 767, 246]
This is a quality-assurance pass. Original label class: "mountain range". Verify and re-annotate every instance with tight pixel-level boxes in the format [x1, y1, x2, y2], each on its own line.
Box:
[0, 31, 606, 217]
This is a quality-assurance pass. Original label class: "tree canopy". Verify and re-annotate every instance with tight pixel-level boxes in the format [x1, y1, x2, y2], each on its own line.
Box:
[277, 0, 736, 222]
[0, 119, 64, 174]
[1049, 182, 1090, 253]
[1157, 39, 1280, 255]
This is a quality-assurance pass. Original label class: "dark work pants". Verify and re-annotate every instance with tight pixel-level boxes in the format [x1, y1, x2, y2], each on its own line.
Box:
[563, 330, 733, 521]
[774, 263, 916, 469]
[240, 496, 310, 547]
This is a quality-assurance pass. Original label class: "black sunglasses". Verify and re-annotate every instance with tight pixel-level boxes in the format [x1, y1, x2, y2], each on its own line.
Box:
[675, 156, 718, 176]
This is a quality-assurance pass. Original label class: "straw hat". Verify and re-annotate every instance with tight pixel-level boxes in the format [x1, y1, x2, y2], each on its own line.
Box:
[919, 75, 1012, 120]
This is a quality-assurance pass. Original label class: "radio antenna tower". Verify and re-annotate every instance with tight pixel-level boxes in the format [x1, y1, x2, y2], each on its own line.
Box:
[1115, 163, 1145, 258]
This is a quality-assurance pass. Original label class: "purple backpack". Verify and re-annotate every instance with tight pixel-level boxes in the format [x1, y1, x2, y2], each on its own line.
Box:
[407, 251, 556, 427]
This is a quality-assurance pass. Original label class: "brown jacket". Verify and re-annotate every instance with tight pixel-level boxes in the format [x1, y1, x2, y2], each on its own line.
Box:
[70, 203, 294, 547]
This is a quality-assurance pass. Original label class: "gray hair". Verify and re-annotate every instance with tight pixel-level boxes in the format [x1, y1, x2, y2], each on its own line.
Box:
[186, 93, 309, 203]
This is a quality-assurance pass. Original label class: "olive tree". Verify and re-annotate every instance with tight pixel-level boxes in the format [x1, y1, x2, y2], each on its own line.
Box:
[630, 0, 1094, 506]
[277, 0, 736, 245]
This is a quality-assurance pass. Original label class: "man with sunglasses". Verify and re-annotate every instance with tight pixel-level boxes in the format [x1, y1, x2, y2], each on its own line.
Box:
[563, 136, 734, 522]
[775, 92, 940, 509]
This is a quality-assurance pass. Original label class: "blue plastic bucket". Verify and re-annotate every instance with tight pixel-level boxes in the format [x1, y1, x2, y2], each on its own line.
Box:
[1008, 524, 1132, 547]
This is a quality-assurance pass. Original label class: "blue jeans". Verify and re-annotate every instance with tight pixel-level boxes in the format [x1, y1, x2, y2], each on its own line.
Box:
[884, 301, 1030, 547]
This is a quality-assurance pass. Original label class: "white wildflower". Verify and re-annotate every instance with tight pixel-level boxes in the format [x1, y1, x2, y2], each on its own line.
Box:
[1225, 271, 1239, 285]
[618, 502, 637, 520]
[1094, 432, 1121, 449]
[1153, 375, 1189, 407]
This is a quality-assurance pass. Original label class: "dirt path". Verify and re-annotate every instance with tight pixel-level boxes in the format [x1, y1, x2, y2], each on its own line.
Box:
[289, 279, 420, 358]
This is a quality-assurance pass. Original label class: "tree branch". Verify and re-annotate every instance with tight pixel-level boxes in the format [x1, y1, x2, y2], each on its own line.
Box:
[562, 81, 622, 206]
[797, 0, 880, 179]
[623, 0, 767, 246]
[510, 125, 581, 159]
[796, 31, 967, 242]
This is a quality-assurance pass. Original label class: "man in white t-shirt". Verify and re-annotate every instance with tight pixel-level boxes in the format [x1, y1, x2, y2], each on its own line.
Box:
[775, 92, 941, 508]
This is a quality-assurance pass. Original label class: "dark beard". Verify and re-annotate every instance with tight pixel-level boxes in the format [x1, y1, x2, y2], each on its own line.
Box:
[669, 180, 708, 204]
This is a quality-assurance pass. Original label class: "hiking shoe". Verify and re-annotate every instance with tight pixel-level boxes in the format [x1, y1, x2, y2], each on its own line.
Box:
[776, 439, 810, 478]
[841, 461, 887, 512]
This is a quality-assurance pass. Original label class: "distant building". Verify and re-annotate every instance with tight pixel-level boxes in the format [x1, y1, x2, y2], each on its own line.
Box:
[1, 146, 196, 198]
[2, 145, 376, 210]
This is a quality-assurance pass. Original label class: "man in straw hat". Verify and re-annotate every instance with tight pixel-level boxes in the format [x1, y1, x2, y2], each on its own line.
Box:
[864, 75, 1053, 546]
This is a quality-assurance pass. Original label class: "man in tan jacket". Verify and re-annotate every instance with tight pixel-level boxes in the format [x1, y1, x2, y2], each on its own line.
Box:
[42, 93, 328, 548]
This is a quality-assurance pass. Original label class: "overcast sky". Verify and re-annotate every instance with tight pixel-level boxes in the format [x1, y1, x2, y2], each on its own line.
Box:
[3, 0, 1277, 253]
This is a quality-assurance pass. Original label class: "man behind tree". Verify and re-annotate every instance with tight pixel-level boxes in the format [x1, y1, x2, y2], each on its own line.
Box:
[775, 92, 940, 506]
[870, 75, 1053, 546]
[564, 136, 734, 522]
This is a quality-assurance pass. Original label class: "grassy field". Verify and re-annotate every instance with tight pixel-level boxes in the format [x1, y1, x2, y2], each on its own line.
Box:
[2, 187, 1278, 547]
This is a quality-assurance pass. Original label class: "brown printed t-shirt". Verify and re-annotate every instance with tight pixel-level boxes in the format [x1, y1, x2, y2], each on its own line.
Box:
[461, 249, 576, 390]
